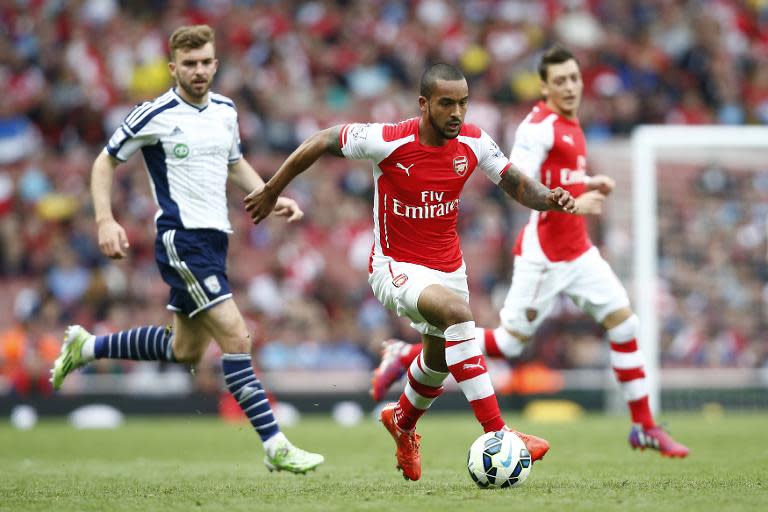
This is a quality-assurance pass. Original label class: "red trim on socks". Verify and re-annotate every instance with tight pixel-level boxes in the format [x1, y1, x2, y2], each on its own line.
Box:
[399, 344, 422, 367]
[448, 354, 490, 382]
[610, 339, 639, 353]
[483, 328, 504, 358]
[628, 395, 656, 429]
[471, 395, 505, 432]
[406, 368, 444, 398]
[613, 366, 646, 382]
[394, 395, 422, 431]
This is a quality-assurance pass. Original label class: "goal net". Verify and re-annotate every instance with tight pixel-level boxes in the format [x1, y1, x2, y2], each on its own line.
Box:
[627, 125, 768, 412]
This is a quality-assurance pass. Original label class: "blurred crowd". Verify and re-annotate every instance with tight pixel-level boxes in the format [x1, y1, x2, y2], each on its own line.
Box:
[2, 0, 768, 395]
[656, 163, 768, 369]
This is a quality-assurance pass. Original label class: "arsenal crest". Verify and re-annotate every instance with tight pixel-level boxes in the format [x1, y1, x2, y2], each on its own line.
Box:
[392, 273, 408, 288]
[453, 155, 468, 176]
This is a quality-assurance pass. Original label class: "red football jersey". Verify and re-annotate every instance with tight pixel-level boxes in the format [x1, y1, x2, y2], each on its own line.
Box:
[511, 101, 591, 262]
[340, 118, 512, 273]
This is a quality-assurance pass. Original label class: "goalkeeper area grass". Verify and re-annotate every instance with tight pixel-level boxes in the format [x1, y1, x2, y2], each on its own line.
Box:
[1, 411, 765, 511]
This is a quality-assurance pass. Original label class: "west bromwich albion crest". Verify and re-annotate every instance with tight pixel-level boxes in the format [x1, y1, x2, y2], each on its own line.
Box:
[204, 275, 221, 294]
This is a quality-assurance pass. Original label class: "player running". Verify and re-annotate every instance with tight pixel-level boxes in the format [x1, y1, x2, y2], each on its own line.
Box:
[244, 63, 577, 481]
[50, 25, 324, 474]
[370, 46, 689, 459]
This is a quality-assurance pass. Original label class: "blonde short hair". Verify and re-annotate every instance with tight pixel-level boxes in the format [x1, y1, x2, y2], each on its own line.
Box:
[169, 25, 215, 58]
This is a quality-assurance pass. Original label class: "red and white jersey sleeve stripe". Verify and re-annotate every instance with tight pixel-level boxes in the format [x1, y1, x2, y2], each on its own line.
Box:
[459, 128, 512, 185]
[509, 109, 556, 179]
[340, 122, 410, 162]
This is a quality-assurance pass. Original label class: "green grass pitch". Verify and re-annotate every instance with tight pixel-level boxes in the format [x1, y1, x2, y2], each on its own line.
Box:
[1, 411, 766, 511]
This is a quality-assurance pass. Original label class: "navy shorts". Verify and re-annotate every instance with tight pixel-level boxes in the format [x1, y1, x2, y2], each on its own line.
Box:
[155, 229, 232, 317]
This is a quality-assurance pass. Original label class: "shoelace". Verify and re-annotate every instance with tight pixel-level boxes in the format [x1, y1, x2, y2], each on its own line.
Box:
[405, 433, 421, 453]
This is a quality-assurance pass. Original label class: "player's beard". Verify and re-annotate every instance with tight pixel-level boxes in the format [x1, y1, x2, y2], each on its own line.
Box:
[177, 75, 211, 103]
[428, 111, 461, 140]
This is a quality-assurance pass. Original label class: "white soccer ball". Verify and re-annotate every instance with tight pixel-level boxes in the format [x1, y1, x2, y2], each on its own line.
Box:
[467, 430, 532, 488]
[331, 401, 363, 427]
[10, 405, 38, 430]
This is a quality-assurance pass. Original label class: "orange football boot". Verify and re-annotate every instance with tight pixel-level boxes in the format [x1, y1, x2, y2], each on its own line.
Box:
[507, 429, 550, 462]
[380, 403, 422, 481]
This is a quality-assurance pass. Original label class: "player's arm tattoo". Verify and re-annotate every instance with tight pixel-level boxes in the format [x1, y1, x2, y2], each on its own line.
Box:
[257, 125, 344, 196]
[499, 163, 554, 211]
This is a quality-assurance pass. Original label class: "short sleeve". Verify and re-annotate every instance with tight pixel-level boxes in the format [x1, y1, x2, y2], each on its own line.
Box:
[509, 122, 551, 180]
[340, 123, 384, 161]
[105, 103, 159, 161]
[228, 116, 243, 163]
[477, 130, 513, 185]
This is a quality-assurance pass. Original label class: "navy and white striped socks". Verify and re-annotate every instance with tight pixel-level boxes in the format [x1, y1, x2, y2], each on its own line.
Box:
[85, 332, 284, 446]
[221, 353, 280, 442]
[92, 326, 176, 361]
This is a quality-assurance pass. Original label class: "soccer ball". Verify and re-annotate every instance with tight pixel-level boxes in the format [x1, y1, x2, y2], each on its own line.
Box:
[467, 430, 532, 488]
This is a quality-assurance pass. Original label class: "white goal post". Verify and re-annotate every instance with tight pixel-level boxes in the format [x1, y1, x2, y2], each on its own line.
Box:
[631, 125, 768, 413]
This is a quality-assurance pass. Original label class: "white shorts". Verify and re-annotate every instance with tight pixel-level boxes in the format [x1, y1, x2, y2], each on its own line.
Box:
[499, 246, 630, 337]
[368, 256, 470, 337]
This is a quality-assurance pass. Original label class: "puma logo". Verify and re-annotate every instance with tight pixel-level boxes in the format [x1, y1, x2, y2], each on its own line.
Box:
[462, 358, 485, 371]
[395, 162, 414, 176]
[562, 134, 574, 146]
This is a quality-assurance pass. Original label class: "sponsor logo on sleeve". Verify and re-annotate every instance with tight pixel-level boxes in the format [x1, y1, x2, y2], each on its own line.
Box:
[489, 139, 504, 159]
[350, 124, 369, 141]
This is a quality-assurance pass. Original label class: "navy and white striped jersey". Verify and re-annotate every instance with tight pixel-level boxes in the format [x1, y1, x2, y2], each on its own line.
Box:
[106, 88, 242, 233]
